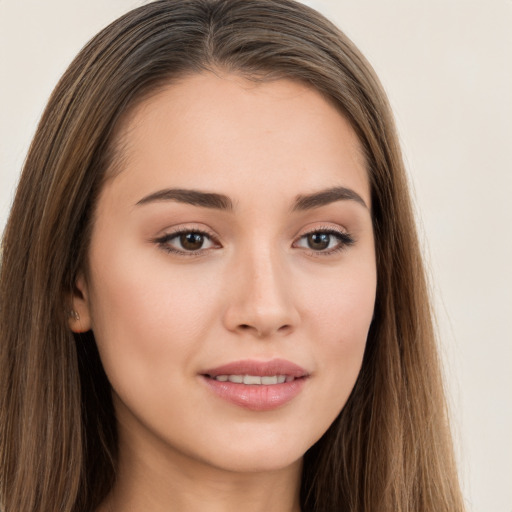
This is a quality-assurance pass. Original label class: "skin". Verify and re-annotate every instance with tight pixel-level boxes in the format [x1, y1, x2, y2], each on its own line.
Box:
[70, 72, 377, 512]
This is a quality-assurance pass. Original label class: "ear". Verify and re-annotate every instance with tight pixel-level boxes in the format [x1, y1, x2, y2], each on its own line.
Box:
[68, 272, 92, 333]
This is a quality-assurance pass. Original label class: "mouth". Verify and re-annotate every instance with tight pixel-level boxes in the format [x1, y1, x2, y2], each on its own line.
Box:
[200, 359, 309, 411]
[206, 374, 297, 385]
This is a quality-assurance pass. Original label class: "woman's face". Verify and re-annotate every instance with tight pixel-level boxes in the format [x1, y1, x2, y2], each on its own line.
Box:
[72, 73, 376, 475]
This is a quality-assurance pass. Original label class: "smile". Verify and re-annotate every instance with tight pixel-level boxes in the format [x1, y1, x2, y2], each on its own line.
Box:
[209, 374, 294, 384]
[201, 359, 309, 411]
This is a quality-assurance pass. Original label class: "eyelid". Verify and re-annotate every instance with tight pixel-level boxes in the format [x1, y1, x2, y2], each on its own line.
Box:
[292, 225, 355, 256]
[151, 223, 355, 258]
[152, 224, 222, 257]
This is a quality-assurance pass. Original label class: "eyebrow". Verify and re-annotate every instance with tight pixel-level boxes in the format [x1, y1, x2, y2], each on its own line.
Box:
[136, 188, 234, 210]
[292, 186, 368, 211]
[135, 186, 368, 211]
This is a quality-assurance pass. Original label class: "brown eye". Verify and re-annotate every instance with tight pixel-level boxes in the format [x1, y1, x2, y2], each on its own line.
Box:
[306, 232, 330, 250]
[180, 232, 205, 251]
[156, 230, 217, 255]
[294, 229, 354, 254]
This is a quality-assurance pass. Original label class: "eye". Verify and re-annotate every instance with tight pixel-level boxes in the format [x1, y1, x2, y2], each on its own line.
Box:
[294, 228, 354, 255]
[154, 229, 218, 255]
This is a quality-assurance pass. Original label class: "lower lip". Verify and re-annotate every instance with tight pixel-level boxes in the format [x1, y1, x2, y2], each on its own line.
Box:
[202, 376, 306, 411]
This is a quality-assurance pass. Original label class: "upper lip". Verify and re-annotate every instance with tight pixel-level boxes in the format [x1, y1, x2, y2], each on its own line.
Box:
[202, 358, 309, 378]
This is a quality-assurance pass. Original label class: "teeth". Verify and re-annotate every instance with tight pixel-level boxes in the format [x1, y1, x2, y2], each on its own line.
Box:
[244, 375, 262, 385]
[212, 374, 292, 385]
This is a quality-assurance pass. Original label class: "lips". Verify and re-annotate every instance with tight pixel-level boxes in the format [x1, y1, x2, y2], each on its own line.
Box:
[201, 359, 309, 411]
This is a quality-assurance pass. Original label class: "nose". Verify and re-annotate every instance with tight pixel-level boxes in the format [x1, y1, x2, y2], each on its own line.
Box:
[222, 247, 300, 339]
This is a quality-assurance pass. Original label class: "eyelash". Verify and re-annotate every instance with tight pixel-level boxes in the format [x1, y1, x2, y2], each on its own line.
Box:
[153, 226, 355, 257]
[294, 227, 355, 256]
[153, 227, 220, 257]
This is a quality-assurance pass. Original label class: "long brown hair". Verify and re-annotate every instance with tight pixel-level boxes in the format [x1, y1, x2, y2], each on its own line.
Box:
[0, 1, 465, 511]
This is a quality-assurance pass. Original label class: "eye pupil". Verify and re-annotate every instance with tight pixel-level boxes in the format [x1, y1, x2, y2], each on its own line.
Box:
[308, 233, 330, 250]
[180, 232, 204, 250]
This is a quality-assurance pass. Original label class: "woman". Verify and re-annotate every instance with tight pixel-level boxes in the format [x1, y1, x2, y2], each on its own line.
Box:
[0, 0, 465, 511]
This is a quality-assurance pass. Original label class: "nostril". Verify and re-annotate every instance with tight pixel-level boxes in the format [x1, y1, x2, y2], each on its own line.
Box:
[236, 323, 292, 337]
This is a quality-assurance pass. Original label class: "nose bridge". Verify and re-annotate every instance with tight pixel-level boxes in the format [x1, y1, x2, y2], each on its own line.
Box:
[223, 237, 299, 337]
[247, 244, 286, 302]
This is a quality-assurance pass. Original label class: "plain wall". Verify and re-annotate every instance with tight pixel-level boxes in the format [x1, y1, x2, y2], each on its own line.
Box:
[1, 1, 511, 511]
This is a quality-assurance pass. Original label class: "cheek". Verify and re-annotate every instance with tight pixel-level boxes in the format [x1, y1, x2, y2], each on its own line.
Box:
[304, 253, 376, 336]
[85, 240, 223, 387]
[302, 259, 376, 401]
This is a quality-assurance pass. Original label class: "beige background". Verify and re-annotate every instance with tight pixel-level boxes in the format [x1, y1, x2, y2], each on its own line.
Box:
[1, 1, 511, 511]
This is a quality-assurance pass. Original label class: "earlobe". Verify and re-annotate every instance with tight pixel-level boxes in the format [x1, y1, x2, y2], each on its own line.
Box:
[68, 273, 92, 333]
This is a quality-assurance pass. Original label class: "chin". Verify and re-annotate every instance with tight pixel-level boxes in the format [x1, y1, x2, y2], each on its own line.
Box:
[203, 446, 304, 475]
[187, 426, 317, 475]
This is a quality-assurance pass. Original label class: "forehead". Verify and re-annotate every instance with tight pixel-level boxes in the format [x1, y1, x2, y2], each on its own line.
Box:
[104, 72, 370, 209]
